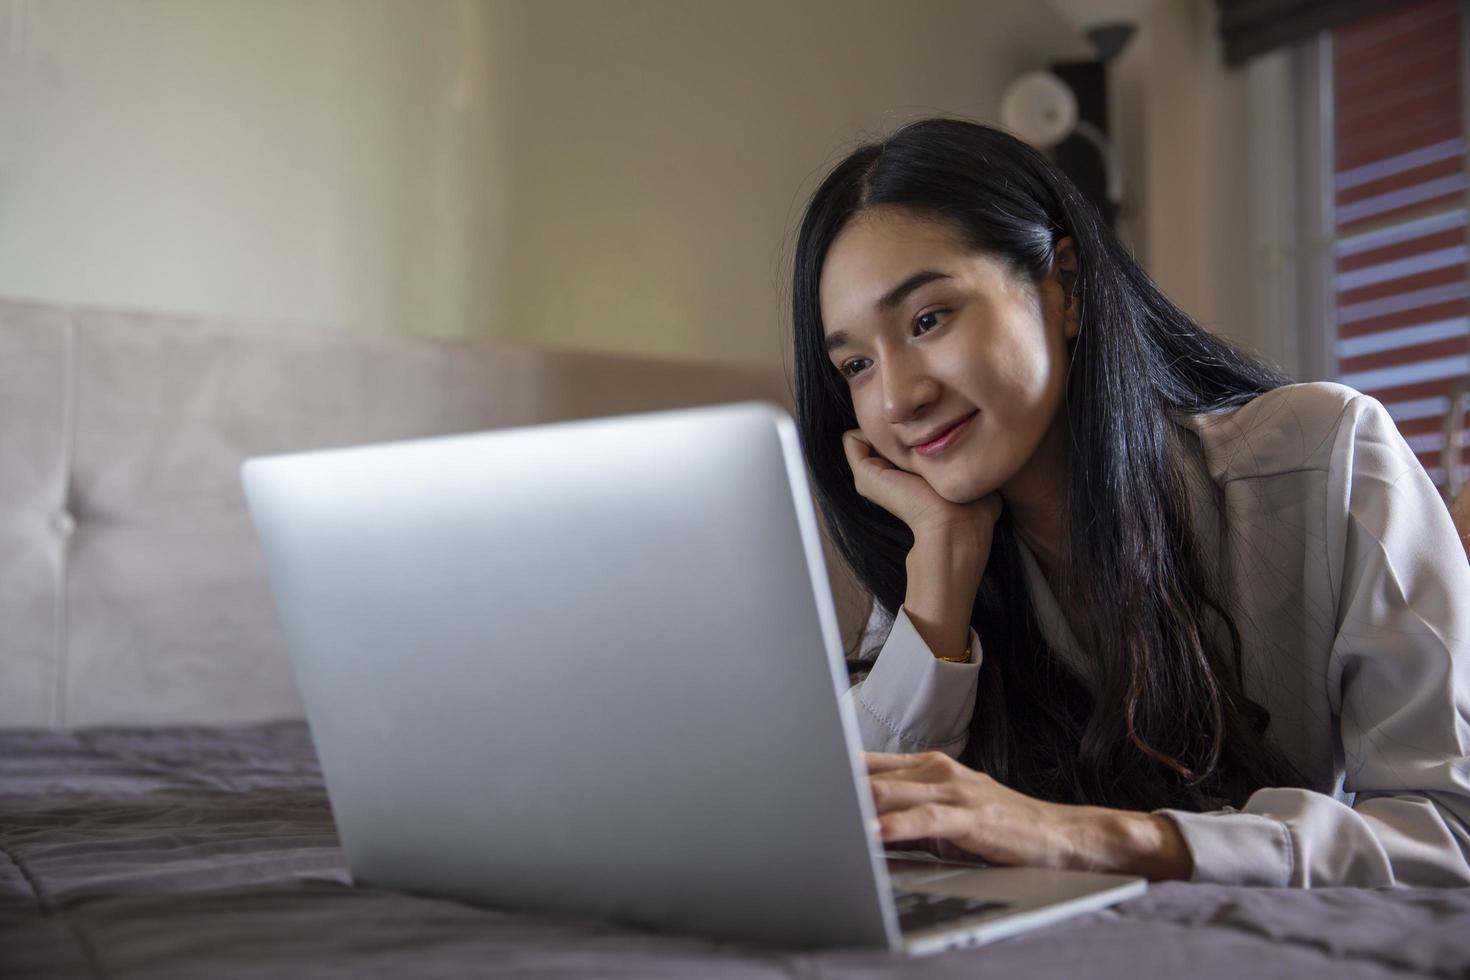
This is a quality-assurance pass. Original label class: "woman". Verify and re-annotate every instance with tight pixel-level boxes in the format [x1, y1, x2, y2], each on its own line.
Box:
[791, 117, 1470, 887]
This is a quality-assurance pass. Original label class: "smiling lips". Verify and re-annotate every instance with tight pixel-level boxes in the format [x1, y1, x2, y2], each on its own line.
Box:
[910, 410, 979, 456]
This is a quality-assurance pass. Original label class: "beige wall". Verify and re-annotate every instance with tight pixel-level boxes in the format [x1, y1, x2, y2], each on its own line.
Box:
[484, 0, 1091, 368]
[0, 0, 1093, 368]
[0, 0, 1259, 368]
[0, 0, 507, 342]
[1112, 0, 1259, 354]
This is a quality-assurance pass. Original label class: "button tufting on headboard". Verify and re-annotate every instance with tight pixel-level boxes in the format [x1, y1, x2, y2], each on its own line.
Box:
[48, 511, 76, 539]
[1, 296, 817, 730]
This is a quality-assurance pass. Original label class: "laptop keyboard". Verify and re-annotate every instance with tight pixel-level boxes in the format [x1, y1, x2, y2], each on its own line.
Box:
[893, 890, 1012, 932]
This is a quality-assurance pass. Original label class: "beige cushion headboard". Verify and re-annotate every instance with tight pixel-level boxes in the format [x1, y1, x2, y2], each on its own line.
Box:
[0, 297, 867, 730]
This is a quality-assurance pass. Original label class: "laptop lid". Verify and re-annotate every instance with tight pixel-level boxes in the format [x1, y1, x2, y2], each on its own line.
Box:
[242, 402, 900, 949]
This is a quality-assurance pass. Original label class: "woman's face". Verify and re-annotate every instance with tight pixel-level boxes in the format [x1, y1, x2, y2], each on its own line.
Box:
[818, 207, 1078, 504]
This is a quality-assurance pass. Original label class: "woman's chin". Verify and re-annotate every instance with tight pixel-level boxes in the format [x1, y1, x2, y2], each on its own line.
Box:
[933, 474, 999, 505]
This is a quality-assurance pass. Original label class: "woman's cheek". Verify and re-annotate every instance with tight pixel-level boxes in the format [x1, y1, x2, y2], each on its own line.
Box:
[851, 402, 891, 456]
[864, 428, 916, 472]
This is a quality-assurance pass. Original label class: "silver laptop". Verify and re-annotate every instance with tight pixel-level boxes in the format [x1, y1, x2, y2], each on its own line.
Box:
[241, 401, 1144, 955]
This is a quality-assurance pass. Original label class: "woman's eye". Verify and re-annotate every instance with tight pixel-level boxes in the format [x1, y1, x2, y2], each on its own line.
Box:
[915, 309, 946, 334]
[839, 358, 870, 379]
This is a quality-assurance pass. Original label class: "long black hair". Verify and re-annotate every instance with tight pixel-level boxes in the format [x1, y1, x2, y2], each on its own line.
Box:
[791, 117, 1304, 812]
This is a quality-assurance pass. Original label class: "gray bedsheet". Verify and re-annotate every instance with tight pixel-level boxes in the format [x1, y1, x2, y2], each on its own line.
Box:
[2, 723, 1469, 979]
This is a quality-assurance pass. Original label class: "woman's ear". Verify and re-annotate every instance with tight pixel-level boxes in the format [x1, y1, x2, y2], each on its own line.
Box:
[1054, 236, 1081, 340]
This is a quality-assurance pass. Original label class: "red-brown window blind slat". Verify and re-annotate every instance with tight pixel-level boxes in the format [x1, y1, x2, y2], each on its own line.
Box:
[1351, 376, 1467, 403]
[1339, 263, 1468, 305]
[1337, 226, 1463, 270]
[1341, 337, 1470, 373]
[1337, 154, 1464, 210]
[1337, 73, 1462, 133]
[1335, 37, 1460, 102]
[1339, 300, 1469, 339]
[1337, 116, 1461, 171]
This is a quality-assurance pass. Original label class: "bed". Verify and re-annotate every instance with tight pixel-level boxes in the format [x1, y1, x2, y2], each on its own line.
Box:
[6, 722, 1470, 978]
[3, 297, 1469, 978]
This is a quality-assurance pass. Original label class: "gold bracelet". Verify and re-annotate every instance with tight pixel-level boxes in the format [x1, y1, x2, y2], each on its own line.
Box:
[935, 646, 971, 664]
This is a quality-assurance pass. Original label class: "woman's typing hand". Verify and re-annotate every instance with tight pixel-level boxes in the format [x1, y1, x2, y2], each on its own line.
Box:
[865, 751, 1194, 881]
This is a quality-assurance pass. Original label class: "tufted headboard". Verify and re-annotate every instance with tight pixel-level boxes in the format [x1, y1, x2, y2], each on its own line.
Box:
[0, 297, 865, 730]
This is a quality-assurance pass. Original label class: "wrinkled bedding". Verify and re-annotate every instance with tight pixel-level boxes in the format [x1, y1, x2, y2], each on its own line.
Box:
[2, 723, 1469, 979]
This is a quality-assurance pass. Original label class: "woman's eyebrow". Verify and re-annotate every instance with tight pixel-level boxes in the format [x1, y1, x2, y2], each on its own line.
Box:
[825, 270, 954, 354]
[875, 269, 953, 312]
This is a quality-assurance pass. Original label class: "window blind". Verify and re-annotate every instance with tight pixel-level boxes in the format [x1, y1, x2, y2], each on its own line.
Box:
[1332, 0, 1470, 491]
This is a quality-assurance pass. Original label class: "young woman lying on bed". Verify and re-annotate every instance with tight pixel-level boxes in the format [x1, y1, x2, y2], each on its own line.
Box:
[790, 117, 1470, 888]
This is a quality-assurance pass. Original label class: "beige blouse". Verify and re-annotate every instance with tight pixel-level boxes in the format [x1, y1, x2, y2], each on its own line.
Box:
[845, 382, 1470, 888]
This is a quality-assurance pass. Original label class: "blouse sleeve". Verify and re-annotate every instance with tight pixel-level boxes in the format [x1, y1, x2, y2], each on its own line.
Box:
[1158, 395, 1470, 887]
[841, 606, 982, 757]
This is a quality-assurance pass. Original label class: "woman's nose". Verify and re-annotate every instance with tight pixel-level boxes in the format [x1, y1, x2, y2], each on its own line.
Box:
[880, 357, 939, 422]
